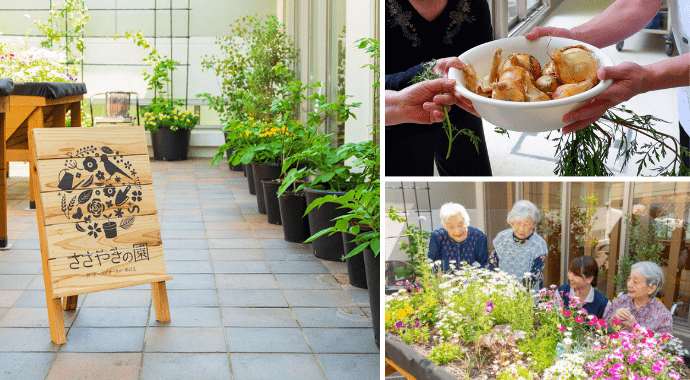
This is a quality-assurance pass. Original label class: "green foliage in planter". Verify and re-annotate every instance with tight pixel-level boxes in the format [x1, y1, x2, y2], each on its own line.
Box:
[613, 213, 669, 293]
[281, 39, 380, 257]
[117, 31, 196, 133]
[429, 342, 464, 365]
[143, 105, 199, 133]
[275, 82, 362, 193]
[516, 330, 557, 372]
[199, 14, 297, 125]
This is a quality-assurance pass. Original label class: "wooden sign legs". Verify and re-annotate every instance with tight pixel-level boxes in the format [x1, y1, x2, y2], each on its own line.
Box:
[152, 281, 171, 322]
[44, 281, 171, 344]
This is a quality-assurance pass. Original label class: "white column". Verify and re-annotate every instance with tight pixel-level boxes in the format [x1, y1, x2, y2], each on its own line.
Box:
[344, 0, 376, 144]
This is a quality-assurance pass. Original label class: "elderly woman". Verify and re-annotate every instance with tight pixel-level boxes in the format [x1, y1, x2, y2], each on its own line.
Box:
[555, 256, 610, 319]
[603, 261, 673, 334]
[490, 200, 548, 286]
[428, 203, 489, 272]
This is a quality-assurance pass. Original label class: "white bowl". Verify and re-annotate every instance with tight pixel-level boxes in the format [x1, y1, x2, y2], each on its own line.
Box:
[448, 36, 614, 133]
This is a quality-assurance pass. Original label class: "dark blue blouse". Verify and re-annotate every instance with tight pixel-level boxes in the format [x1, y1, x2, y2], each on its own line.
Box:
[557, 284, 609, 319]
[428, 226, 488, 271]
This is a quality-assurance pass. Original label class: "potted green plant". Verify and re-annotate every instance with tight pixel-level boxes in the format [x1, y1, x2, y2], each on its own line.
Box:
[201, 14, 296, 173]
[302, 38, 381, 345]
[276, 84, 361, 257]
[122, 31, 198, 161]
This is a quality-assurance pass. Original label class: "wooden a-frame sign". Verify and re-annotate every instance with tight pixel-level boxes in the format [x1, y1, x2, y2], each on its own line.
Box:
[29, 126, 172, 344]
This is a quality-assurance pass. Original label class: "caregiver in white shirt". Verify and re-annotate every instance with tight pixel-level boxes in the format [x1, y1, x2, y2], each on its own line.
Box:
[523, 0, 690, 150]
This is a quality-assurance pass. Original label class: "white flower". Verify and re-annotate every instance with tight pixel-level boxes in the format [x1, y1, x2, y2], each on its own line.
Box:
[418, 216, 427, 222]
[23, 14, 30, 19]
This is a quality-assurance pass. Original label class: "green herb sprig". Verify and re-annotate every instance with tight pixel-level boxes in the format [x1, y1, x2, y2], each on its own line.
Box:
[412, 61, 480, 159]
[550, 105, 689, 176]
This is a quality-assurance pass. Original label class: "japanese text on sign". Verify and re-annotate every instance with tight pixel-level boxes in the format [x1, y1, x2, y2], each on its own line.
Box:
[68, 243, 149, 270]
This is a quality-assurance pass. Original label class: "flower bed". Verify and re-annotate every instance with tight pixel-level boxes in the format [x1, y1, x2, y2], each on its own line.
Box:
[385, 262, 689, 380]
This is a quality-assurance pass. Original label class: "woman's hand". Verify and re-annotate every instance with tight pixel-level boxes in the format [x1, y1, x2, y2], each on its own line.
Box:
[561, 62, 648, 133]
[612, 307, 637, 328]
[429, 57, 480, 117]
[385, 78, 459, 125]
[524, 26, 577, 41]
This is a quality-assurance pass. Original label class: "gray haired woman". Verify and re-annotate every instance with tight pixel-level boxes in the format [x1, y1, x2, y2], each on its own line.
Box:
[602, 261, 673, 334]
[489, 200, 548, 286]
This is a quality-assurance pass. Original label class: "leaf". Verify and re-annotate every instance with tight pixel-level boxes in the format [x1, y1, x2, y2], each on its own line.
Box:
[120, 217, 135, 230]
[82, 175, 94, 188]
[101, 146, 114, 154]
[78, 189, 93, 204]
[75, 223, 85, 232]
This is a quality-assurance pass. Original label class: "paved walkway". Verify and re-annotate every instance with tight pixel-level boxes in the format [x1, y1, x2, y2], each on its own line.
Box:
[0, 159, 379, 380]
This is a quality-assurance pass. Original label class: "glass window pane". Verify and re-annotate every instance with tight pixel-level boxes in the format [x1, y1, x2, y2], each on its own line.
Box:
[630, 182, 690, 317]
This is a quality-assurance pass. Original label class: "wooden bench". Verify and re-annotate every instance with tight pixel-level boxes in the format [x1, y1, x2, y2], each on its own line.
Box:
[29, 125, 171, 344]
[5, 82, 86, 209]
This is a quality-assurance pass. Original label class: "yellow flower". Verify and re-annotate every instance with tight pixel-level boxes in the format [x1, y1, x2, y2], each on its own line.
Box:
[385, 313, 391, 322]
[186, 119, 190, 122]
[405, 306, 414, 315]
[174, 116, 178, 120]
[248, 117, 254, 121]
[396, 309, 406, 319]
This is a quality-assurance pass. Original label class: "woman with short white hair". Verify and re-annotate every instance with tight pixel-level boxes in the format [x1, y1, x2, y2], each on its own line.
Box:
[489, 200, 548, 286]
[603, 261, 673, 334]
[427, 202, 489, 272]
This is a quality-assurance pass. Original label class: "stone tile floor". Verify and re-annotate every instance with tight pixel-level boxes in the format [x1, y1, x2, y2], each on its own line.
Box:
[0, 159, 379, 380]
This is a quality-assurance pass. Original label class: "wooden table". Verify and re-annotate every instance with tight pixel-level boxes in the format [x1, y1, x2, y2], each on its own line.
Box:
[4, 83, 86, 210]
[0, 79, 13, 248]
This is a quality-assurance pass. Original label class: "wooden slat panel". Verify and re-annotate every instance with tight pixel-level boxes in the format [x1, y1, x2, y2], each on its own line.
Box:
[10, 94, 83, 107]
[6, 149, 30, 162]
[31, 126, 148, 159]
[36, 154, 152, 193]
[45, 214, 162, 259]
[41, 184, 157, 226]
[49, 244, 171, 298]
[0, 96, 8, 113]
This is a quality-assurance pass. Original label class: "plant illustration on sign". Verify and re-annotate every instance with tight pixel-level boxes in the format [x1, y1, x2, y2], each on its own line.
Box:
[57, 145, 143, 239]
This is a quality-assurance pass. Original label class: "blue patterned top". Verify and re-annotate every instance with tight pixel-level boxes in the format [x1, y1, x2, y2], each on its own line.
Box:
[428, 226, 489, 271]
[491, 228, 548, 281]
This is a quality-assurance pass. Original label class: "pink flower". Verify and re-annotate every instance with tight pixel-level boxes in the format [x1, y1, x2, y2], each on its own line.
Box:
[575, 316, 584, 323]
[563, 309, 571, 318]
[557, 324, 566, 332]
[612, 317, 622, 326]
[669, 371, 681, 380]
[598, 319, 608, 328]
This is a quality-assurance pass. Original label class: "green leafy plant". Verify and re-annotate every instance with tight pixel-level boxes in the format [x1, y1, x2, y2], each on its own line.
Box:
[34, 0, 89, 69]
[412, 60, 479, 159]
[516, 330, 558, 372]
[276, 86, 362, 193]
[292, 40, 380, 258]
[118, 31, 195, 132]
[429, 342, 464, 365]
[199, 15, 297, 125]
[613, 213, 670, 292]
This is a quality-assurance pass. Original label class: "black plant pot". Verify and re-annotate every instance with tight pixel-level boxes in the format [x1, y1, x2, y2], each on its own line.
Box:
[363, 247, 380, 348]
[246, 163, 256, 195]
[342, 232, 368, 289]
[278, 191, 311, 243]
[304, 187, 347, 261]
[261, 178, 282, 225]
[252, 163, 282, 214]
[151, 127, 190, 161]
[222, 133, 243, 171]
